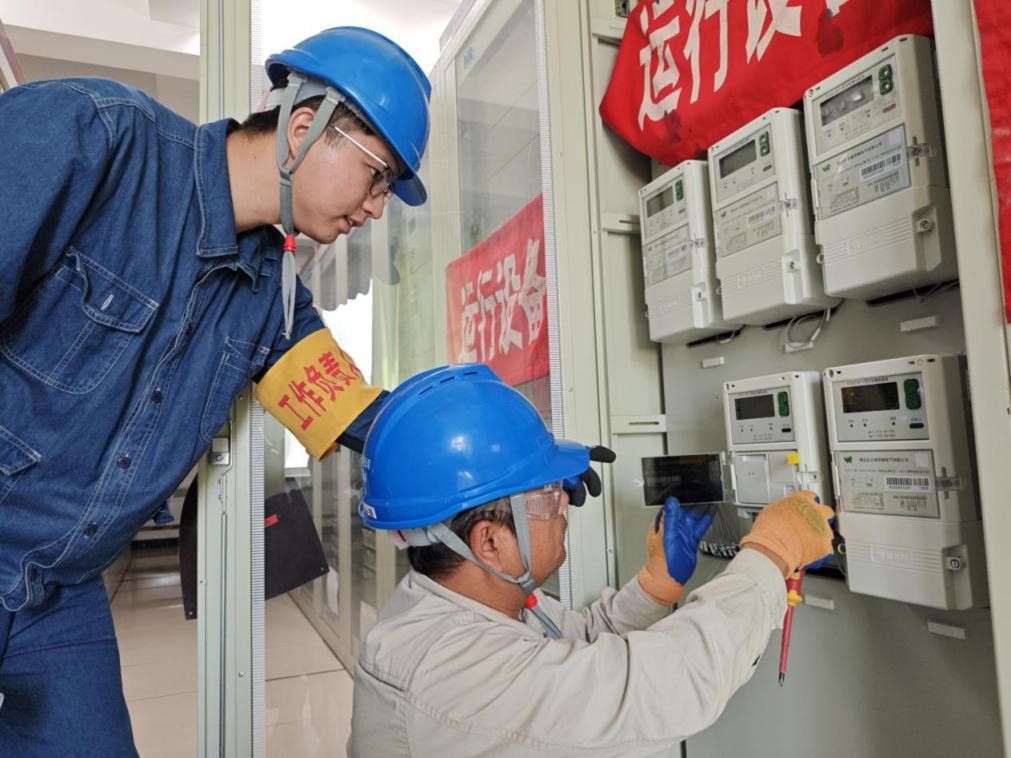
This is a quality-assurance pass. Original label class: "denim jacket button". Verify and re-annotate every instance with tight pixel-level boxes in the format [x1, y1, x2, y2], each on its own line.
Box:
[118, 456, 132, 469]
[151, 390, 164, 404]
[84, 523, 98, 537]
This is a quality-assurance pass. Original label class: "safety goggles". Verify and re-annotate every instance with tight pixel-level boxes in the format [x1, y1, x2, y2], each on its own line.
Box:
[512, 482, 567, 521]
[328, 123, 397, 199]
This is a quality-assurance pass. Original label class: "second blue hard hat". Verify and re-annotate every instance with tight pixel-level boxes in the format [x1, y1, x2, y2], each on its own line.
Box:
[360, 364, 590, 530]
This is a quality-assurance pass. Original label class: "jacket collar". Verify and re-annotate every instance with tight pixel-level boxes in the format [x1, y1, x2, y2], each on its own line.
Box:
[193, 118, 267, 282]
[408, 571, 540, 635]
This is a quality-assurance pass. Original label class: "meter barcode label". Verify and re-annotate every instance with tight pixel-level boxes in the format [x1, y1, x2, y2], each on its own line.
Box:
[884, 476, 931, 492]
[747, 204, 778, 227]
[860, 152, 903, 181]
[716, 183, 783, 256]
[815, 125, 912, 218]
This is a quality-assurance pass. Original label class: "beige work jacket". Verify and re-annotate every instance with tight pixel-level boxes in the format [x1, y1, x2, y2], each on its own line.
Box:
[349, 549, 785, 757]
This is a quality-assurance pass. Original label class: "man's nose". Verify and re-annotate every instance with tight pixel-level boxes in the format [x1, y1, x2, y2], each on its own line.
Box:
[363, 192, 387, 220]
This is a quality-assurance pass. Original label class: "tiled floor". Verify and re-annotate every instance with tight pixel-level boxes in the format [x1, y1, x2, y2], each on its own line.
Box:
[111, 545, 354, 757]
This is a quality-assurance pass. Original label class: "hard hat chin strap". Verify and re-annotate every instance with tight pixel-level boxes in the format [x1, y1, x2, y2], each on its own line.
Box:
[273, 71, 344, 339]
[425, 496, 562, 639]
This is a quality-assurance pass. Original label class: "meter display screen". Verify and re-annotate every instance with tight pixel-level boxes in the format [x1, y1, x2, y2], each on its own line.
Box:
[841, 382, 900, 413]
[646, 186, 674, 218]
[719, 140, 757, 178]
[734, 394, 774, 420]
[819, 75, 874, 127]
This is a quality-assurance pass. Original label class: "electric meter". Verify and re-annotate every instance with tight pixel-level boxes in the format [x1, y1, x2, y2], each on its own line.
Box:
[638, 161, 740, 343]
[722, 371, 831, 508]
[804, 35, 957, 300]
[823, 355, 986, 609]
[708, 109, 838, 326]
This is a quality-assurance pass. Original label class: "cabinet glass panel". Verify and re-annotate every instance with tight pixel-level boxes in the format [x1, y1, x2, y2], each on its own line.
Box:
[453, 0, 552, 427]
[453, 0, 559, 597]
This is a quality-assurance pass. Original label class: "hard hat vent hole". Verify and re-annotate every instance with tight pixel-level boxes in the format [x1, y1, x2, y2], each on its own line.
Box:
[418, 386, 435, 396]
[462, 370, 478, 376]
[440, 377, 454, 384]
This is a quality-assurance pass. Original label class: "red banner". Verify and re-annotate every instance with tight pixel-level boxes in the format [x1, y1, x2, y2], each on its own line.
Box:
[973, 0, 1011, 321]
[599, 0, 933, 167]
[446, 195, 549, 387]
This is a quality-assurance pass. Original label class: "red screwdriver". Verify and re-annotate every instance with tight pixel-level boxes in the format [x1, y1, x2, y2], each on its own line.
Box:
[778, 570, 805, 686]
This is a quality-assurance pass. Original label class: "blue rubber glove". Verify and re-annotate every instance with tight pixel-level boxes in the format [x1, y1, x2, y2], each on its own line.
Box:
[655, 496, 716, 584]
[804, 508, 838, 571]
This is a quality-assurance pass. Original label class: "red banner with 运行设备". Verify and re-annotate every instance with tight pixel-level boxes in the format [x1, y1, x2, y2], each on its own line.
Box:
[972, 0, 1011, 321]
[599, 0, 933, 168]
[445, 195, 548, 387]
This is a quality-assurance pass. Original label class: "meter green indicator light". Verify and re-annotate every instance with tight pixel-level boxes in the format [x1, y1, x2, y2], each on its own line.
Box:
[777, 391, 790, 417]
[904, 378, 922, 410]
[879, 64, 894, 95]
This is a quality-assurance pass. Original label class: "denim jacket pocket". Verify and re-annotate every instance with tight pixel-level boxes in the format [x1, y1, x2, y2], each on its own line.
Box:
[0, 250, 159, 394]
[200, 338, 269, 444]
[0, 425, 41, 508]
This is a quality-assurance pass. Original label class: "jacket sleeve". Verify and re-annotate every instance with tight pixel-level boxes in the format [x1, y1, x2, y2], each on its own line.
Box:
[532, 577, 671, 641]
[413, 550, 786, 754]
[0, 81, 114, 324]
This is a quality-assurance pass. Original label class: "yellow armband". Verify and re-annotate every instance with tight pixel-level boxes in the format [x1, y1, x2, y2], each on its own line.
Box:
[254, 329, 381, 460]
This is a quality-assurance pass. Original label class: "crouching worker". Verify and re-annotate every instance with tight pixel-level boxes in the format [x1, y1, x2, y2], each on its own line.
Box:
[348, 364, 834, 757]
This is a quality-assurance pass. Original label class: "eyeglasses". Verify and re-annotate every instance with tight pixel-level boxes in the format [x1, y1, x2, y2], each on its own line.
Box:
[515, 483, 567, 521]
[328, 123, 396, 199]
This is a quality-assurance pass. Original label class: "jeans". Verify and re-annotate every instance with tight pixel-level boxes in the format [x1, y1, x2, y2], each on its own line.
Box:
[0, 576, 137, 757]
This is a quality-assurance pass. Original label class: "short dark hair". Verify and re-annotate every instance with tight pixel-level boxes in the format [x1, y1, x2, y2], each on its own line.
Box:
[407, 499, 516, 579]
[237, 87, 374, 139]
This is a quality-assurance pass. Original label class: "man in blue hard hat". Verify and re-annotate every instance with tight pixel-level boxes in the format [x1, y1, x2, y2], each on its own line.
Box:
[349, 364, 836, 757]
[0, 27, 446, 755]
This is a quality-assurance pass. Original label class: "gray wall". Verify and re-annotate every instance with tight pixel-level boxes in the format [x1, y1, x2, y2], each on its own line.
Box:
[17, 53, 199, 123]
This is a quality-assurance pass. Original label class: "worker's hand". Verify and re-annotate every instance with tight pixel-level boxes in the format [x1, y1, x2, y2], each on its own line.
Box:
[562, 445, 616, 506]
[739, 492, 835, 576]
[637, 497, 714, 605]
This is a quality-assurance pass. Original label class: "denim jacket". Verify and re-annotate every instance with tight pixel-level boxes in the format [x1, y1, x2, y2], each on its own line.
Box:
[0, 78, 333, 611]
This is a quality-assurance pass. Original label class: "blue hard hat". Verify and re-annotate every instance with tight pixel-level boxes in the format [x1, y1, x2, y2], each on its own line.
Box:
[360, 365, 590, 530]
[266, 27, 431, 206]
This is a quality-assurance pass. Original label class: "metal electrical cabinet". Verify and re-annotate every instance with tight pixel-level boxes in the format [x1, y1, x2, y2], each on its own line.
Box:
[651, 4, 1006, 757]
[562, 2, 1009, 757]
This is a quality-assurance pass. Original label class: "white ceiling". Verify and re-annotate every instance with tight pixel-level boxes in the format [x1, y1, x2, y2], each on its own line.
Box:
[259, 0, 463, 75]
[0, 0, 463, 85]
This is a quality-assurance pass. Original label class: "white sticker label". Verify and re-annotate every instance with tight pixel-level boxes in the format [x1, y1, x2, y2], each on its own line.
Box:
[665, 225, 694, 278]
[715, 182, 782, 257]
[837, 450, 939, 518]
[645, 224, 694, 288]
[815, 125, 911, 219]
[883, 476, 932, 492]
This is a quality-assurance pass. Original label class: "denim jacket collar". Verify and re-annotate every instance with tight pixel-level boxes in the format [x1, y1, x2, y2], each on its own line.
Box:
[194, 119, 266, 283]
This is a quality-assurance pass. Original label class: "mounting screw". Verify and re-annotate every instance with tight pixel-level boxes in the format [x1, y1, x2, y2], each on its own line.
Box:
[947, 557, 963, 571]
[917, 218, 934, 232]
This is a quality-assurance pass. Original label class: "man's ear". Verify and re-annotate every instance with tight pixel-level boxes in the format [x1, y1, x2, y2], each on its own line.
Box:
[284, 105, 319, 163]
[467, 519, 513, 570]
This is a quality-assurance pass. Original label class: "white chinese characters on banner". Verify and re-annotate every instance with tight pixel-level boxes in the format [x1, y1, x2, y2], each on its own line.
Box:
[637, 0, 847, 125]
[684, 0, 729, 104]
[638, 0, 681, 128]
[456, 240, 546, 364]
[746, 0, 802, 62]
